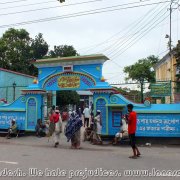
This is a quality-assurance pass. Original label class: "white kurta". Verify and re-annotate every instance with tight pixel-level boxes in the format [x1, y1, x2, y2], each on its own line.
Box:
[95, 114, 102, 134]
[53, 116, 62, 144]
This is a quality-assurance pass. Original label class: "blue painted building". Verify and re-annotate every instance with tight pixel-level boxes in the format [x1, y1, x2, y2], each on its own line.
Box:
[0, 68, 35, 103]
[0, 54, 180, 137]
[92, 91, 180, 137]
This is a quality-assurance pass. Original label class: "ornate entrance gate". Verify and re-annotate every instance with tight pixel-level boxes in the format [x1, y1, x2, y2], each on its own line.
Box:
[0, 54, 180, 138]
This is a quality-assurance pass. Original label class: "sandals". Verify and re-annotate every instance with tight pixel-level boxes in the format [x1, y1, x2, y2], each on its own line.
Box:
[129, 154, 141, 159]
[129, 156, 137, 159]
[54, 142, 59, 148]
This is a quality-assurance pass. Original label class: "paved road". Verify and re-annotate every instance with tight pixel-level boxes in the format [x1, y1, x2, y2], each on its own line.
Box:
[0, 128, 180, 180]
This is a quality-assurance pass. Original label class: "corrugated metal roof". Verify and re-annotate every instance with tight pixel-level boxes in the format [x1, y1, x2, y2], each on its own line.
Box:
[0, 68, 36, 78]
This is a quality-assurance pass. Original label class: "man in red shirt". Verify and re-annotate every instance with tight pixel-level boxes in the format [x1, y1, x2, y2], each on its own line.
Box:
[127, 104, 141, 159]
[49, 109, 62, 147]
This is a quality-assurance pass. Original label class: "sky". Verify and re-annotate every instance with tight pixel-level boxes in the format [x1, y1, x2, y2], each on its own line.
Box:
[0, 0, 179, 88]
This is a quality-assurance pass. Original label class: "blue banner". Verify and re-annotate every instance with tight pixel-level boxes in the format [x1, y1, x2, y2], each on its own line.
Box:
[137, 114, 180, 137]
[0, 112, 25, 130]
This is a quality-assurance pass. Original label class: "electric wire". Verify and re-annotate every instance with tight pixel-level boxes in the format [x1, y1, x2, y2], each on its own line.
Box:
[0, 1, 170, 29]
[0, 1, 56, 11]
[176, 5, 179, 40]
[99, 3, 165, 55]
[99, 2, 171, 71]
[105, 4, 175, 71]
[110, 14, 170, 60]
[80, 2, 179, 55]
[158, 49, 169, 56]
[108, 7, 172, 60]
[0, 0, 29, 5]
[105, 72, 125, 81]
[0, 0, 103, 17]
[107, 2, 170, 57]
[0, 1, 171, 75]
[110, 10, 175, 60]
[80, 3, 159, 54]
[156, 13, 166, 55]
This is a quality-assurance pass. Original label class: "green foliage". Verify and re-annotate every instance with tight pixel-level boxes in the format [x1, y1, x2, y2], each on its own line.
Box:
[113, 86, 141, 103]
[48, 45, 79, 58]
[0, 28, 79, 76]
[58, 0, 65, 3]
[30, 33, 48, 59]
[0, 28, 48, 76]
[56, 90, 80, 107]
[173, 40, 180, 92]
[173, 40, 180, 79]
[0, 28, 31, 73]
[123, 55, 159, 83]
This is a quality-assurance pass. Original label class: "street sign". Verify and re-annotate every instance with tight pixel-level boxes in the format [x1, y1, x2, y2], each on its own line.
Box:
[150, 82, 171, 97]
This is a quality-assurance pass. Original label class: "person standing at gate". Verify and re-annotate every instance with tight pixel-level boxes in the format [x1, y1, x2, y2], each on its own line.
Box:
[127, 104, 141, 159]
[92, 110, 102, 145]
[83, 105, 90, 127]
[49, 109, 62, 148]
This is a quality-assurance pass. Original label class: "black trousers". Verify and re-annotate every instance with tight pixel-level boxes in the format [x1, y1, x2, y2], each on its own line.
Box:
[84, 118, 89, 127]
[129, 133, 136, 149]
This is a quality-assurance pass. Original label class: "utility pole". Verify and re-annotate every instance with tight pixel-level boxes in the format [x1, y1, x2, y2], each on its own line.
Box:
[168, 0, 179, 53]
[168, 0, 178, 103]
[169, 0, 173, 103]
[169, 0, 177, 53]
[169, 1, 173, 53]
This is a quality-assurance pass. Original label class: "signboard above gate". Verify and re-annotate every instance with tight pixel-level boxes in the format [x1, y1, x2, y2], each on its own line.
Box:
[33, 54, 109, 91]
[43, 72, 96, 90]
[58, 76, 80, 88]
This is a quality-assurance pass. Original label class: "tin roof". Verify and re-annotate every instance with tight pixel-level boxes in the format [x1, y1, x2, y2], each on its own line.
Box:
[0, 68, 36, 79]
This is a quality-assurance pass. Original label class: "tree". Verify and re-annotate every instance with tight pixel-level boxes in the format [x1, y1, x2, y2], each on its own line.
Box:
[0, 28, 31, 73]
[123, 55, 159, 83]
[0, 28, 48, 76]
[58, 0, 65, 3]
[173, 40, 180, 92]
[113, 86, 141, 103]
[56, 90, 80, 109]
[48, 45, 78, 58]
[173, 40, 180, 68]
[30, 33, 48, 59]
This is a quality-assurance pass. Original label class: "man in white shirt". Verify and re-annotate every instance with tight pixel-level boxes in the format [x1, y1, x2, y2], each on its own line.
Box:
[83, 105, 90, 127]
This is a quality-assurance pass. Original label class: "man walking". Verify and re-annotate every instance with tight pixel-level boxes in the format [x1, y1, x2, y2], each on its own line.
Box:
[83, 105, 90, 127]
[127, 104, 141, 159]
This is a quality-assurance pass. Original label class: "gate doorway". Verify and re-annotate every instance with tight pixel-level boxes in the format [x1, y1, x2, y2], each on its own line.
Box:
[33, 54, 110, 132]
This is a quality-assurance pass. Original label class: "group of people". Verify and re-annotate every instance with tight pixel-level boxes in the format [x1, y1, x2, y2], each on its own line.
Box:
[6, 103, 141, 158]
[83, 103, 141, 159]
[45, 105, 103, 149]
[83, 110, 103, 145]
[45, 106, 83, 149]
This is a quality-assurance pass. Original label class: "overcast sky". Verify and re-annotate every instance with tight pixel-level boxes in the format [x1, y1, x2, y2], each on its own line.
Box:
[0, 0, 179, 86]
